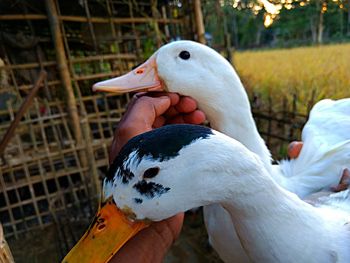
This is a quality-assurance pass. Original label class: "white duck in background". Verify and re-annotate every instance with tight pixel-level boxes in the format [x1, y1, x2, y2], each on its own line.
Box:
[64, 125, 350, 263]
[92, 41, 350, 262]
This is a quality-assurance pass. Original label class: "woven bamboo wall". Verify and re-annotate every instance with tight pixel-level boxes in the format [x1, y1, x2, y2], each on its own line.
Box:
[250, 91, 314, 158]
[0, 0, 194, 238]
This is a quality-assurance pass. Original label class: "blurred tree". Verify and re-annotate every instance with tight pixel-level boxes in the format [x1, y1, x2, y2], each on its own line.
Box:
[202, 0, 350, 49]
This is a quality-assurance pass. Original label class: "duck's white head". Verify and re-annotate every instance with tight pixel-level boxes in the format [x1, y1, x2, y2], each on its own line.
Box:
[104, 124, 263, 221]
[93, 41, 271, 168]
[93, 41, 250, 129]
[63, 124, 265, 263]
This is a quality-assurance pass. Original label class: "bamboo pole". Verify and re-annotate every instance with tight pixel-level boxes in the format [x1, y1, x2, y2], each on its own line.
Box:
[128, 0, 141, 60]
[45, 0, 92, 188]
[151, 0, 162, 48]
[193, 0, 206, 44]
[0, 14, 183, 24]
[0, 53, 136, 70]
[0, 71, 46, 155]
[82, 0, 98, 52]
[45, 0, 81, 142]
[0, 14, 46, 20]
[0, 224, 14, 263]
[161, 5, 170, 41]
[54, 0, 101, 197]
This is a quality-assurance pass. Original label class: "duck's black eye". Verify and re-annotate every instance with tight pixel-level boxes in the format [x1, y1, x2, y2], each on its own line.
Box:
[143, 167, 160, 179]
[179, 50, 190, 60]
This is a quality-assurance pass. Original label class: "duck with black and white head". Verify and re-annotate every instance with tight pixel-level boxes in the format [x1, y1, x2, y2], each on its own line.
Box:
[63, 124, 350, 263]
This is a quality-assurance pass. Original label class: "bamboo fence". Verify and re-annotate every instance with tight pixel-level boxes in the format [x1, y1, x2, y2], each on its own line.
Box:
[250, 91, 315, 158]
[0, 0, 196, 240]
[0, 0, 315, 246]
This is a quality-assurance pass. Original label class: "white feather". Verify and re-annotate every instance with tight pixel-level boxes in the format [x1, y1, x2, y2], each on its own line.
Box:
[109, 128, 350, 263]
[152, 41, 350, 262]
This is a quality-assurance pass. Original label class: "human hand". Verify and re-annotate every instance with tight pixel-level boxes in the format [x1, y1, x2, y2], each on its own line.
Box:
[287, 141, 350, 193]
[109, 92, 206, 263]
[287, 141, 303, 159]
[109, 92, 206, 162]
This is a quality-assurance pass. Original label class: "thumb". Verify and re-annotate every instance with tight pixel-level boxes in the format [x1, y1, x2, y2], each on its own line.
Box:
[129, 96, 171, 125]
[109, 96, 171, 162]
[135, 95, 171, 117]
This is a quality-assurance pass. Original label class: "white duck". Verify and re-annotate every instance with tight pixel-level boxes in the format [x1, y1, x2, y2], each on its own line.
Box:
[92, 41, 350, 262]
[64, 124, 350, 263]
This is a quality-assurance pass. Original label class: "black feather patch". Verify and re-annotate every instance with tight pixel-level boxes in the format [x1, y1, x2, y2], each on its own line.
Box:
[134, 198, 143, 204]
[106, 124, 213, 182]
[133, 180, 170, 198]
[120, 167, 134, 184]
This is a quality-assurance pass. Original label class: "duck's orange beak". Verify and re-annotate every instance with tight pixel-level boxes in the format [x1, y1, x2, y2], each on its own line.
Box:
[92, 55, 164, 94]
[62, 198, 147, 263]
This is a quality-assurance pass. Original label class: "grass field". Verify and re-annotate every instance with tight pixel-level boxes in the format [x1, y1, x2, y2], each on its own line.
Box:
[234, 43, 350, 113]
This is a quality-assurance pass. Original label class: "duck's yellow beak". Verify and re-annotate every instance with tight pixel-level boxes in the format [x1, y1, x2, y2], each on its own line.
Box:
[62, 198, 147, 263]
[92, 55, 164, 94]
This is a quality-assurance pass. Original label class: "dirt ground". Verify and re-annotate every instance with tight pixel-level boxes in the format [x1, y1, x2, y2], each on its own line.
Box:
[8, 209, 223, 263]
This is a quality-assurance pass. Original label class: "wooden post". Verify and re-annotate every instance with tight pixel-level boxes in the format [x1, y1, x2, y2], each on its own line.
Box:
[348, 0, 350, 36]
[45, 0, 99, 195]
[0, 224, 14, 263]
[161, 5, 170, 41]
[0, 71, 46, 155]
[128, 0, 141, 60]
[151, 0, 162, 48]
[193, 0, 206, 44]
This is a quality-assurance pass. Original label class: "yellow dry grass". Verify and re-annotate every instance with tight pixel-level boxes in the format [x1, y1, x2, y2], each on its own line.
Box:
[234, 43, 350, 113]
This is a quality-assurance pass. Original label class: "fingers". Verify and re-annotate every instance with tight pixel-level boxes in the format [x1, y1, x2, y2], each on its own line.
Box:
[163, 96, 206, 125]
[134, 94, 206, 125]
[183, 110, 206, 124]
[287, 141, 303, 159]
[134, 92, 180, 106]
[164, 96, 198, 117]
[120, 96, 171, 134]
[110, 96, 171, 162]
[167, 110, 206, 125]
[175, 96, 197, 113]
[331, 168, 350, 192]
[130, 96, 171, 122]
[110, 93, 206, 163]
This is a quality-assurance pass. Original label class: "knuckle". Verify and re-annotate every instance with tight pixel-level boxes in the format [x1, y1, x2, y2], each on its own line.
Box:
[136, 96, 153, 104]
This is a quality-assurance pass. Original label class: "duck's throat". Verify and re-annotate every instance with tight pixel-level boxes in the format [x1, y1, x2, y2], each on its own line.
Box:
[221, 183, 333, 263]
[203, 97, 272, 171]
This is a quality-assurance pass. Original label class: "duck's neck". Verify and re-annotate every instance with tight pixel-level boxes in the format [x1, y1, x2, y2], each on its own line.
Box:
[217, 165, 338, 263]
[201, 84, 272, 171]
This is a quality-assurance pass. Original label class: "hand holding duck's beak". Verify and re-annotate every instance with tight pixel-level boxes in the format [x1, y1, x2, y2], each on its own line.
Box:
[62, 93, 206, 263]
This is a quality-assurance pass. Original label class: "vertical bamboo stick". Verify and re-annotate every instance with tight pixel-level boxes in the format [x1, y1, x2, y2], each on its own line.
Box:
[151, 0, 162, 48]
[83, 0, 98, 52]
[0, 223, 14, 263]
[55, 1, 101, 197]
[128, 0, 141, 60]
[45, 0, 101, 196]
[193, 0, 206, 44]
[161, 5, 170, 41]
[45, 0, 83, 151]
